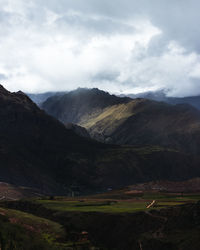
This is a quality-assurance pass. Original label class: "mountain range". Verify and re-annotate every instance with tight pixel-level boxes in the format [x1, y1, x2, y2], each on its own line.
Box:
[1, 85, 200, 194]
[42, 88, 200, 154]
[123, 90, 200, 110]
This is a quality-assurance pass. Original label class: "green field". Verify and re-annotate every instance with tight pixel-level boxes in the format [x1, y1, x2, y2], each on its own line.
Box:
[36, 192, 200, 213]
[0, 191, 200, 250]
[37, 200, 148, 213]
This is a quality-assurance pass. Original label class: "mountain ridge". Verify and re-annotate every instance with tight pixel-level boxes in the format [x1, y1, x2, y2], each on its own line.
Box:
[42, 88, 200, 154]
[1, 85, 200, 194]
[42, 87, 131, 124]
[123, 89, 200, 110]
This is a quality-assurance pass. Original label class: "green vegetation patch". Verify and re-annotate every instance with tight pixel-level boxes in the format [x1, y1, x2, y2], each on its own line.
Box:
[0, 214, 58, 250]
[37, 199, 149, 213]
[0, 207, 65, 243]
[36, 192, 200, 213]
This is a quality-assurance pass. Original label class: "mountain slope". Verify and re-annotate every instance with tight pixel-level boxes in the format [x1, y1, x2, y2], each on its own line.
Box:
[1, 85, 200, 194]
[82, 99, 200, 154]
[42, 88, 200, 154]
[42, 88, 131, 124]
[27, 91, 66, 105]
[0, 85, 106, 193]
[65, 123, 90, 138]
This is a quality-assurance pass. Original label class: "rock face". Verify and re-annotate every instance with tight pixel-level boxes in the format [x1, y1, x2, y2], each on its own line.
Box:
[1, 84, 200, 194]
[42, 88, 200, 154]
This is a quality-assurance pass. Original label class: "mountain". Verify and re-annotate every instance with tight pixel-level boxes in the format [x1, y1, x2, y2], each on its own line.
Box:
[168, 95, 200, 110]
[1, 85, 200, 193]
[42, 88, 200, 154]
[27, 91, 66, 105]
[1, 85, 121, 193]
[82, 99, 200, 154]
[121, 90, 168, 102]
[124, 90, 200, 110]
[0, 85, 99, 193]
[41, 88, 131, 124]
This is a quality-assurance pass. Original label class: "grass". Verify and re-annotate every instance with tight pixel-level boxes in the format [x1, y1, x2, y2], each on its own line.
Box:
[0, 207, 65, 243]
[0, 191, 199, 250]
[36, 192, 200, 213]
[36, 200, 149, 213]
[80, 102, 134, 130]
[0, 206, 101, 249]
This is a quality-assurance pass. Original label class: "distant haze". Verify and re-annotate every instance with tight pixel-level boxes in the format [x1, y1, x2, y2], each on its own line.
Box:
[0, 0, 200, 97]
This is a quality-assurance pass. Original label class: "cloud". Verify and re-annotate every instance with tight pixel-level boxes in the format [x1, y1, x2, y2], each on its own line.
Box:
[0, 0, 200, 96]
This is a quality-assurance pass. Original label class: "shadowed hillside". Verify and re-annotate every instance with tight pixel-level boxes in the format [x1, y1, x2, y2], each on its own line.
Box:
[42, 88, 200, 154]
[82, 99, 200, 154]
[27, 91, 66, 105]
[41, 88, 131, 124]
[0, 85, 107, 193]
[1, 85, 200, 194]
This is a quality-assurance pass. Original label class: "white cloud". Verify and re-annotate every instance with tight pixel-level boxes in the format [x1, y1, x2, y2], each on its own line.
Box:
[0, 0, 200, 96]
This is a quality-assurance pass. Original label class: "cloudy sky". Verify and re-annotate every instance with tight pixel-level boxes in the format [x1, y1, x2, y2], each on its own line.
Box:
[0, 0, 200, 96]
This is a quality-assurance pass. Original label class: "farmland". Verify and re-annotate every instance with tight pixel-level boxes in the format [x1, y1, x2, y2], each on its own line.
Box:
[0, 190, 200, 249]
[35, 191, 200, 213]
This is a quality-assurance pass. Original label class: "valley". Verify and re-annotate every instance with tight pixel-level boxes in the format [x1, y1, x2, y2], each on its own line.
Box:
[1, 0, 200, 248]
[1, 85, 200, 194]
[0, 188, 200, 249]
[0, 85, 200, 249]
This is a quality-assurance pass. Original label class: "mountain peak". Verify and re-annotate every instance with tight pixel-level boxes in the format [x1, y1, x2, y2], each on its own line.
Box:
[70, 87, 109, 96]
[16, 90, 26, 95]
[42, 87, 131, 124]
[0, 84, 10, 96]
[0, 85, 38, 112]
